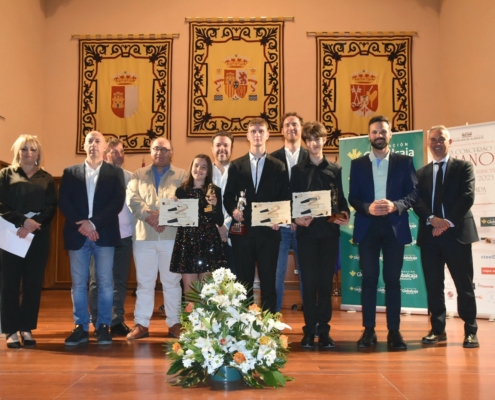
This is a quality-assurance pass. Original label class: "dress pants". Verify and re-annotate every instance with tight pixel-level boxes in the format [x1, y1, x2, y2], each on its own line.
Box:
[297, 235, 339, 335]
[420, 227, 477, 335]
[132, 240, 181, 328]
[359, 217, 404, 330]
[0, 226, 51, 333]
[230, 227, 280, 313]
[222, 241, 236, 275]
[89, 236, 133, 326]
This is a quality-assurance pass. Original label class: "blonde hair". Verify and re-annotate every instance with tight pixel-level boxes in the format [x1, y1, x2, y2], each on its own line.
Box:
[11, 134, 42, 167]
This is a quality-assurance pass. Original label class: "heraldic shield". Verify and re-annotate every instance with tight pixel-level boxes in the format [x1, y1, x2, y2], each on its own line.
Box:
[350, 70, 379, 117]
[111, 72, 139, 118]
[224, 69, 248, 100]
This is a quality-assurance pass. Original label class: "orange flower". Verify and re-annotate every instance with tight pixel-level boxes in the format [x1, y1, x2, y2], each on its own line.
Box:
[185, 302, 194, 313]
[248, 304, 261, 313]
[172, 342, 184, 355]
[233, 352, 246, 364]
[280, 335, 288, 349]
[259, 336, 270, 346]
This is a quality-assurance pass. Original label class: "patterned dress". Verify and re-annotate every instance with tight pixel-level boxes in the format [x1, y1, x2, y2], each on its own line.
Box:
[170, 185, 227, 273]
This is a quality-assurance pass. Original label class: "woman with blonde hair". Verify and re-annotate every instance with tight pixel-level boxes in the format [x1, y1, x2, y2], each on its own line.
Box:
[0, 135, 57, 348]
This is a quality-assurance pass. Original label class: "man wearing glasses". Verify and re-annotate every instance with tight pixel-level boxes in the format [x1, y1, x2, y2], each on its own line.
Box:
[126, 138, 187, 339]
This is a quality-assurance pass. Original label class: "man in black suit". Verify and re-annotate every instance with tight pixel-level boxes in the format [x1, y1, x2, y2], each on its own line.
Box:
[270, 112, 309, 312]
[224, 118, 289, 313]
[59, 131, 125, 346]
[349, 115, 418, 350]
[413, 125, 479, 348]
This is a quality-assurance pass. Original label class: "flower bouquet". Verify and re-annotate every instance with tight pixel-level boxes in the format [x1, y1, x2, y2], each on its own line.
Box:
[166, 268, 293, 388]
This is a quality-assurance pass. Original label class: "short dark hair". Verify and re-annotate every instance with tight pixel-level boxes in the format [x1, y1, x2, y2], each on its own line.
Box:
[281, 112, 304, 126]
[182, 154, 213, 190]
[211, 130, 234, 148]
[247, 117, 268, 129]
[368, 115, 390, 130]
[105, 137, 123, 155]
[302, 121, 328, 141]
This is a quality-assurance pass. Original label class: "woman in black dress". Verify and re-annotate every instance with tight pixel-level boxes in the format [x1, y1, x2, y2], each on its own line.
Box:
[0, 135, 57, 348]
[170, 154, 227, 292]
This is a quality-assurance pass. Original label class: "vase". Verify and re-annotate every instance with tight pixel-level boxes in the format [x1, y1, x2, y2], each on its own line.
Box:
[209, 366, 244, 391]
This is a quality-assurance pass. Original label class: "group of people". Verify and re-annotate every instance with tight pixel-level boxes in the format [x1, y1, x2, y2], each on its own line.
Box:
[0, 113, 479, 352]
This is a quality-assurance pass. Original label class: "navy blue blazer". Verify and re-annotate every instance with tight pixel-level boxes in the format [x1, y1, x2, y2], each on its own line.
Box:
[59, 161, 125, 250]
[349, 152, 418, 245]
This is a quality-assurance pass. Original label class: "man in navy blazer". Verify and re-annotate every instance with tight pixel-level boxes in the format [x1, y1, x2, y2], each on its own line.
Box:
[270, 112, 309, 312]
[413, 126, 479, 348]
[349, 116, 418, 350]
[59, 131, 125, 346]
[224, 118, 289, 313]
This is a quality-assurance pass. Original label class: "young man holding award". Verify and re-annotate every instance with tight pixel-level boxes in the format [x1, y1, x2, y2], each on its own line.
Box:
[224, 118, 289, 313]
[290, 121, 350, 348]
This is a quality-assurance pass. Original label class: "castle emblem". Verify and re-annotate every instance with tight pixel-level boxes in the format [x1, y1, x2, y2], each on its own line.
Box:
[111, 72, 138, 118]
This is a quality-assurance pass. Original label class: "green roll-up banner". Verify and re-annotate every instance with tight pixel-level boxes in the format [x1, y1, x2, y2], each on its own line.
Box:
[339, 131, 428, 313]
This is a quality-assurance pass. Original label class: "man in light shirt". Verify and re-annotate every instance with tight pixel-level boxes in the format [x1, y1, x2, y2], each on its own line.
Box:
[126, 137, 187, 340]
[224, 118, 289, 313]
[88, 138, 134, 336]
[59, 131, 125, 346]
[211, 130, 236, 273]
[270, 112, 309, 312]
[349, 116, 418, 350]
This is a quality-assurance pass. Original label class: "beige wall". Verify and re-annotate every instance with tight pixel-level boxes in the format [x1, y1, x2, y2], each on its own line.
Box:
[3, 0, 491, 176]
[0, 0, 46, 165]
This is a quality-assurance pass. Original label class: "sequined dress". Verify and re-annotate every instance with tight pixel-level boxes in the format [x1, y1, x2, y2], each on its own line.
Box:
[170, 185, 227, 273]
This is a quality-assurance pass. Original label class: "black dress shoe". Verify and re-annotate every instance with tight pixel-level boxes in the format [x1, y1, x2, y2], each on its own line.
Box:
[111, 322, 131, 336]
[422, 330, 447, 345]
[6, 333, 21, 349]
[19, 331, 36, 347]
[463, 333, 479, 348]
[318, 333, 335, 348]
[357, 328, 377, 348]
[301, 333, 315, 348]
[387, 330, 407, 350]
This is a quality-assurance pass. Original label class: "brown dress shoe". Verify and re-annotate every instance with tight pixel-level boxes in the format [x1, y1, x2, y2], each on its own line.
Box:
[126, 324, 149, 340]
[168, 323, 182, 338]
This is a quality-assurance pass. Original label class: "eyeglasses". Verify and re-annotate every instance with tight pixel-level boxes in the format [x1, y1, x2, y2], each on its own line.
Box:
[152, 147, 171, 154]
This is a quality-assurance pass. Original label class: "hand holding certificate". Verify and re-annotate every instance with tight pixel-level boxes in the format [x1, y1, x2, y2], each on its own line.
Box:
[159, 198, 199, 226]
[251, 201, 291, 227]
[292, 190, 331, 218]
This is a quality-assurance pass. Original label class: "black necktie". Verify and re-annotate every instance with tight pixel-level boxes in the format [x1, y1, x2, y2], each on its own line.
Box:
[255, 158, 260, 192]
[433, 162, 444, 217]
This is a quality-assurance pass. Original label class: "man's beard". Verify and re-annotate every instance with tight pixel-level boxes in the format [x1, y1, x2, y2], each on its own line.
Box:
[371, 139, 388, 150]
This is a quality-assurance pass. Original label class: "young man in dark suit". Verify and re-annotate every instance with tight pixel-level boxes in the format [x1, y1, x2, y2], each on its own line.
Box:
[413, 125, 479, 348]
[224, 118, 289, 313]
[349, 116, 418, 350]
[270, 112, 309, 312]
[59, 131, 125, 346]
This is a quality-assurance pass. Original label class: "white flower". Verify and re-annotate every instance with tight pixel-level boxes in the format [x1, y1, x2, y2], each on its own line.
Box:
[266, 318, 292, 332]
[182, 349, 196, 368]
[208, 294, 231, 308]
[212, 268, 236, 284]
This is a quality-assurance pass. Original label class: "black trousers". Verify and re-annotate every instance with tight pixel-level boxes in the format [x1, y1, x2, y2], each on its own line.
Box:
[231, 227, 280, 313]
[359, 217, 404, 330]
[297, 235, 339, 335]
[222, 241, 236, 276]
[420, 228, 477, 335]
[0, 226, 51, 333]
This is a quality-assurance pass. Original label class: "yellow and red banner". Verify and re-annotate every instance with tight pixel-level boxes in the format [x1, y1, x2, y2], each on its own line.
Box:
[187, 21, 285, 137]
[77, 37, 174, 154]
[315, 34, 414, 152]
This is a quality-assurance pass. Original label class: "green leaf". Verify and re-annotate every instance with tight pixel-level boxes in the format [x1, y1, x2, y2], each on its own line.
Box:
[166, 359, 184, 375]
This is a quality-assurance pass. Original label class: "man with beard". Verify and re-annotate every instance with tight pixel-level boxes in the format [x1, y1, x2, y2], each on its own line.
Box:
[270, 112, 308, 312]
[349, 115, 418, 350]
[211, 130, 236, 273]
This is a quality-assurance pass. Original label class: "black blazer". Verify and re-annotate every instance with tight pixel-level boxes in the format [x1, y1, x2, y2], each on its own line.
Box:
[59, 161, 125, 250]
[270, 146, 309, 182]
[224, 153, 289, 237]
[413, 157, 478, 246]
